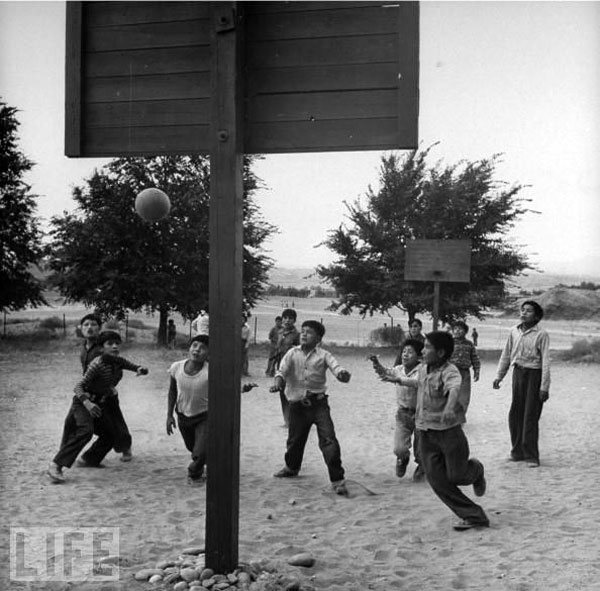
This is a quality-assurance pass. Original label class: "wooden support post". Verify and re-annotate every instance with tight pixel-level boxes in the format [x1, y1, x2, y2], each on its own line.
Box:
[206, 1, 243, 573]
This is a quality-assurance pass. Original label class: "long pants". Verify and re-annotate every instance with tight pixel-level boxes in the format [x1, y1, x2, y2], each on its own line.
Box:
[177, 411, 208, 480]
[54, 398, 94, 468]
[419, 425, 489, 525]
[394, 407, 421, 464]
[284, 396, 345, 483]
[80, 396, 132, 465]
[509, 366, 544, 462]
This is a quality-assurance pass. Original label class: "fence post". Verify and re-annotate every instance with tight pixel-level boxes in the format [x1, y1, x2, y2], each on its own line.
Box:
[63, 313, 67, 337]
[253, 316, 257, 344]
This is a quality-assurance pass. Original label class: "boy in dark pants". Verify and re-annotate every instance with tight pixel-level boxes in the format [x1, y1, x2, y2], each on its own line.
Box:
[166, 335, 210, 484]
[48, 331, 148, 482]
[270, 320, 351, 495]
[394, 331, 488, 531]
[493, 300, 550, 467]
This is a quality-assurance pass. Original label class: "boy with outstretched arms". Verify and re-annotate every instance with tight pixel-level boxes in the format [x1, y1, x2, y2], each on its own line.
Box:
[394, 331, 489, 531]
[271, 320, 351, 495]
[48, 331, 148, 482]
[371, 338, 425, 482]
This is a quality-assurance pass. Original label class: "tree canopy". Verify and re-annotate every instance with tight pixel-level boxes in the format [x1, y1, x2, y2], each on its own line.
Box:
[47, 155, 276, 343]
[0, 100, 46, 312]
[317, 146, 534, 323]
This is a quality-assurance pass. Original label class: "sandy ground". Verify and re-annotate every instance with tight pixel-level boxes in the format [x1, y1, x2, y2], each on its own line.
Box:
[1, 343, 600, 590]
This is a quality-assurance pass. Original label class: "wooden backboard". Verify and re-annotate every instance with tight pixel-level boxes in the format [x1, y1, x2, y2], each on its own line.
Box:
[404, 239, 472, 283]
[65, 1, 419, 157]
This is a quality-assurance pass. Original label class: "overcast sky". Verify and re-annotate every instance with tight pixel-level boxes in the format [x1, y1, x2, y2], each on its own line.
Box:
[1, 1, 599, 274]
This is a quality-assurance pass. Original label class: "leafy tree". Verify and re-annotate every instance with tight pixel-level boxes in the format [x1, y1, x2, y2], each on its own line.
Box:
[0, 100, 46, 312]
[317, 146, 534, 324]
[47, 155, 276, 344]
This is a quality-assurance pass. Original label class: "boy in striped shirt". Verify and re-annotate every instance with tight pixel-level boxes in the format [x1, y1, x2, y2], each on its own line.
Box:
[48, 331, 148, 483]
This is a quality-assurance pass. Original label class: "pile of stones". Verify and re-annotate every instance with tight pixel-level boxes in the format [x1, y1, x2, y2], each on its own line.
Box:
[127, 548, 316, 591]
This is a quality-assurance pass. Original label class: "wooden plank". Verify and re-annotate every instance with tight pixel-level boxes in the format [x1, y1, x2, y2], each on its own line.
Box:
[86, 19, 209, 52]
[246, 4, 398, 41]
[84, 99, 210, 128]
[86, 1, 208, 26]
[85, 46, 210, 77]
[248, 89, 398, 122]
[82, 124, 210, 156]
[206, 1, 244, 573]
[246, 2, 386, 15]
[65, 1, 83, 157]
[248, 63, 398, 94]
[85, 72, 210, 103]
[247, 34, 398, 69]
[245, 117, 400, 153]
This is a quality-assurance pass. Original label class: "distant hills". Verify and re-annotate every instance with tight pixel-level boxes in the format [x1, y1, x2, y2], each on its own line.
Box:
[268, 266, 600, 292]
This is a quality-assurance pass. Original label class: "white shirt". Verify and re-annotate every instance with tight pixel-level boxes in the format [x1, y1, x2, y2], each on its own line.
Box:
[168, 360, 209, 417]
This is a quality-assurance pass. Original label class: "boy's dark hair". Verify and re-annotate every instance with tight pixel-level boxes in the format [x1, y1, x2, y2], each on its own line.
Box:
[302, 320, 325, 339]
[401, 338, 424, 357]
[409, 318, 423, 328]
[80, 313, 102, 326]
[190, 334, 209, 347]
[98, 330, 122, 345]
[275, 316, 282, 322]
[453, 320, 469, 333]
[425, 331, 454, 361]
[282, 308, 297, 321]
[522, 300, 544, 321]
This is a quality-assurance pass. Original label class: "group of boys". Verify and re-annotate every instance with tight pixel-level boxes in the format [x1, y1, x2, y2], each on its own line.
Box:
[48, 301, 550, 533]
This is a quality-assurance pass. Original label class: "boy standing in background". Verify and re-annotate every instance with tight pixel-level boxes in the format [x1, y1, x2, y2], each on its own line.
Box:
[450, 321, 481, 401]
[493, 301, 550, 467]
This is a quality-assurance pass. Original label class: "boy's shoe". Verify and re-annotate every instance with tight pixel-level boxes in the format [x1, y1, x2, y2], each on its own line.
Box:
[453, 519, 490, 531]
[47, 463, 65, 483]
[120, 449, 133, 462]
[395, 457, 409, 478]
[331, 480, 348, 496]
[472, 459, 486, 497]
[273, 466, 298, 478]
[412, 464, 426, 483]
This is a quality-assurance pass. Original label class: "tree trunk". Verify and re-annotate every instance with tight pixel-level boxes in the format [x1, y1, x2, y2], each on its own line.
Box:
[158, 306, 168, 346]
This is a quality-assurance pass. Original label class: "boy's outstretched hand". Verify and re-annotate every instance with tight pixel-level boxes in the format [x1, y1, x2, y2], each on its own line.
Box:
[337, 370, 351, 383]
[242, 383, 258, 393]
[166, 416, 176, 435]
[137, 366, 149, 376]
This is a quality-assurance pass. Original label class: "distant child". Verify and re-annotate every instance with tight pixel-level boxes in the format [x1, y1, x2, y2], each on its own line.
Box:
[274, 308, 300, 426]
[393, 331, 489, 531]
[471, 327, 479, 347]
[79, 313, 103, 371]
[450, 321, 481, 401]
[370, 339, 425, 482]
[78, 314, 134, 462]
[394, 318, 425, 365]
[48, 331, 148, 483]
[270, 320, 351, 496]
[241, 314, 251, 376]
[265, 316, 283, 376]
[493, 301, 550, 467]
[167, 319, 177, 349]
[166, 335, 210, 484]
